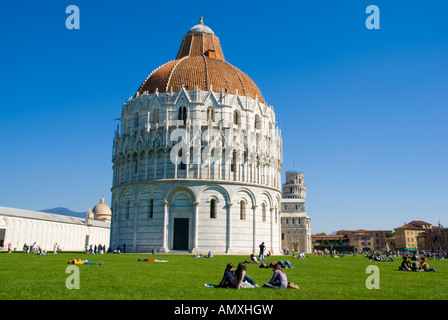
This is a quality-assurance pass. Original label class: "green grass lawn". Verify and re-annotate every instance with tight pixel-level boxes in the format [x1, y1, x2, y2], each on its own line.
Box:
[0, 252, 447, 300]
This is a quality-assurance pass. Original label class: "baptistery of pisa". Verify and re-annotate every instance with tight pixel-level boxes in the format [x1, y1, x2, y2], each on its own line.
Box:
[109, 18, 283, 254]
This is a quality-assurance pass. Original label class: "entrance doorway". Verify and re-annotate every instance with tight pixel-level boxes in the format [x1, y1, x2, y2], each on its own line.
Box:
[0, 229, 5, 248]
[173, 218, 189, 250]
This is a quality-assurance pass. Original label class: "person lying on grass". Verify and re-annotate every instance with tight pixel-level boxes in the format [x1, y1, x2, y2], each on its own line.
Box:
[68, 259, 103, 265]
[260, 260, 293, 269]
[137, 258, 168, 262]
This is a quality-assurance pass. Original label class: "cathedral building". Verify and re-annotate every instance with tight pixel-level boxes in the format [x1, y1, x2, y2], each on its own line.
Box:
[280, 171, 312, 253]
[109, 18, 283, 254]
[0, 198, 110, 252]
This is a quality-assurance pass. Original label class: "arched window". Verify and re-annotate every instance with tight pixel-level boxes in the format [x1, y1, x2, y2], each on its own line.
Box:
[262, 203, 266, 222]
[207, 106, 215, 122]
[148, 198, 154, 219]
[133, 153, 138, 174]
[231, 150, 237, 172]
[178, 106, 187, 124]
[113, 204, 119, 221]
[153, 109, 159, 124]
[178, 148, 186, 170]
[240, 200, 246, 220]
[125, 200, 130, 220]
[210, 198, 217, 219]
[233, 110, 240, 125]
[134, 113, 139, 128]
[255, 114, 261, 129]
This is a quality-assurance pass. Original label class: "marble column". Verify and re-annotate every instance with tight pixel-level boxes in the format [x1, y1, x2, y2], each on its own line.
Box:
[226, 202, 233, 253]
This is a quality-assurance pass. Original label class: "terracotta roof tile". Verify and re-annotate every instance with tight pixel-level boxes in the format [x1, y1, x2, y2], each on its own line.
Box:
[136, 22, 263, 103]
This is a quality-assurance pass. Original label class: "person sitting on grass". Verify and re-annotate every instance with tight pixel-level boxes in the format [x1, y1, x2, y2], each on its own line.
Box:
[386, 252, 394, 262]
[249, 254, 259, 264]
[420, 257, 436, 272]
[214, 263, 235, 288]
[231, 262, 257, 289]
[262, 263, 288, 289]
[194, 251, 213, 258]
[214, 262, 258, 289]
[411, 258, 422, 271]
[295, 252, 306, 259]
[68, 259, 104, 265]
[398, 256, 412, 271]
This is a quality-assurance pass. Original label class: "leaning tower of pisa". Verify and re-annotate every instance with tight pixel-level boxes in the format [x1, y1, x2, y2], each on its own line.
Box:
[280, 171, 312, 253]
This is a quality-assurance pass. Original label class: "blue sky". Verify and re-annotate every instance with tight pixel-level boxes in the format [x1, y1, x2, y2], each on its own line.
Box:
[0, 1, 446, 234]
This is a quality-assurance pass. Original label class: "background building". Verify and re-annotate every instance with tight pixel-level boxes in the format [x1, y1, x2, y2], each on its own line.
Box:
[311, 234, 351, 251]
[280, 171, 311, 253]
[0, 198, 110, 252]
[336, 229, 392, 252]
[417, 223, 447, 251]
[109, 18, 283, 254]
[393, 220, 433, 250]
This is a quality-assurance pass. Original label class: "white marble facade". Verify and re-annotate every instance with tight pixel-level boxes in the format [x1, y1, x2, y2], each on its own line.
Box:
[109, 89, 283, 254]
[0, 206, 110, 252]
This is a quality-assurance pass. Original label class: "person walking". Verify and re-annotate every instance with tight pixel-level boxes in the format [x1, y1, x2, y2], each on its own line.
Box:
[258, 242, 266, 261]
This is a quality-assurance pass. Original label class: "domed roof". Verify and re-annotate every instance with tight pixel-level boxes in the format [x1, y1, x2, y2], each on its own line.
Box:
[186, 16, 215, 35]
[136, 18, 264, 103]
[92, 198, 111, 221]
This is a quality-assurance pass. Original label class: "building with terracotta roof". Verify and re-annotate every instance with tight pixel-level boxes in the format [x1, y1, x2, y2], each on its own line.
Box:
[336, 229, 392, 252]
[393, 220, 433, 250]
[311, 229, 392, 253]
[109, 18, 283, 254]
[417, 223, 447, 251]
[311, 234, 350, 249]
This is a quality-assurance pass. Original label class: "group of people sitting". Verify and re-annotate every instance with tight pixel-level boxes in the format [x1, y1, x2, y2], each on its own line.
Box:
[193, 251, 213, 258]
[209, 260, 299, 290]
[399, 255, 436, 272]
[367, 252, 394, 262]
